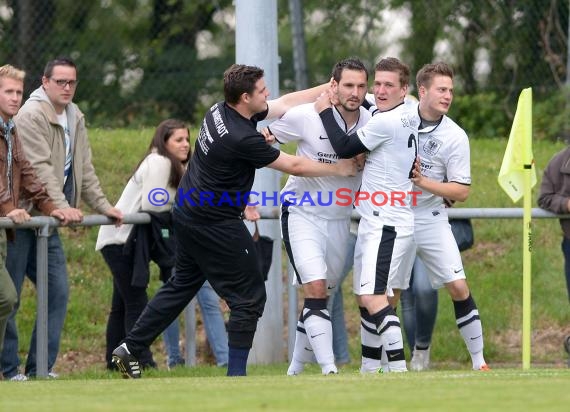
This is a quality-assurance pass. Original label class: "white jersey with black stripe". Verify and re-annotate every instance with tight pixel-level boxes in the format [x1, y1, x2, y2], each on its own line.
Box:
[269, 102, 370, 219]
[355, 102, 420, 226]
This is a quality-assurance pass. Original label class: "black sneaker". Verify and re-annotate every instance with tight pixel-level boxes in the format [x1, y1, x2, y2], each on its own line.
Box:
[112, 343, 141, 379]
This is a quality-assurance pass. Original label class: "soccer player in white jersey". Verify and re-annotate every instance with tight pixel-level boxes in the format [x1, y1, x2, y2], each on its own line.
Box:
[267, 58, 370, 375]
[315, 57, 420, 373]
[408, 62, 490, 371]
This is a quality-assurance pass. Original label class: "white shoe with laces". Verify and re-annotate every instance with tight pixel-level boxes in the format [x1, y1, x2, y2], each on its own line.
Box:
[410, 347, 430, 371]
[10, 373, 29, 381]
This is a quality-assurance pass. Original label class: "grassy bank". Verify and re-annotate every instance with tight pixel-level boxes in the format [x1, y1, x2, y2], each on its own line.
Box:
[13, 129, 570, 375]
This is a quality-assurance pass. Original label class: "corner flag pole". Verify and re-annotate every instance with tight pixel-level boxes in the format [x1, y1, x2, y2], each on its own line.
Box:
[497, 87, 535, 370]
[522, 161, 532, 370]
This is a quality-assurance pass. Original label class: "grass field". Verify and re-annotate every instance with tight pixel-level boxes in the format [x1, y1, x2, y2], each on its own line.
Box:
[9, 127, 570, 391]
[1, 368, 569, 411]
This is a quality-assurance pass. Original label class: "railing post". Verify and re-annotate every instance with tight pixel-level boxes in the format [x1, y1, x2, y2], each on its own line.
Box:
[35, 218, 51, 378]
[287, 261, 297, 361]
[184, 300, 197, 366]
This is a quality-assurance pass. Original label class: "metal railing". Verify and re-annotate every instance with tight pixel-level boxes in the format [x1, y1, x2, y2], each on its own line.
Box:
[0, 207, 565, 377]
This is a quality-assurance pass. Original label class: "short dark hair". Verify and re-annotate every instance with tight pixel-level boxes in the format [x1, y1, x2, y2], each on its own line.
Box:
[416, 62, 454, 89]
[374, 57, 410, 87]
[43, 57, 77, 78]
[331, 58, 368, 83]
[223, 64, 264, 104]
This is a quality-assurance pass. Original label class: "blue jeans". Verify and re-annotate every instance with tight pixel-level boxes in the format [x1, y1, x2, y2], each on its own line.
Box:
[562, 237, 570, 302]
[1, 229, 69, 378]
[328, 231, 356, 364]
[162, 281, 228, 366]
[400, 257, 438, 351]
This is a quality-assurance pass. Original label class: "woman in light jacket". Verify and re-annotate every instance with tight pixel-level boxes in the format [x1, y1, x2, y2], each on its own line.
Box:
[96, 119, 228, 371]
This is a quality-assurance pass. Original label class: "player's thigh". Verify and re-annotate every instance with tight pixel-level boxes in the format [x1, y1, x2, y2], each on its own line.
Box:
[324, 219, 351, 290]
[282, 210, 327, 284]
[386, 226, 415, 291]
[415, 220, 465, 289]
[353, 219, 415, 295]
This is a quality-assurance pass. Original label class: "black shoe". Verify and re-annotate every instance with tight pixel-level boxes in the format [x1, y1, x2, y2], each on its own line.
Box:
[564, 335, 570, 355]
[112, 343, 141, 379]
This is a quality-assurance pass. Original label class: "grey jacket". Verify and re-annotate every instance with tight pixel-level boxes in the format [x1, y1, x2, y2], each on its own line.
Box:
[538, 146, 570, 238]
[14, 86, 112, 214]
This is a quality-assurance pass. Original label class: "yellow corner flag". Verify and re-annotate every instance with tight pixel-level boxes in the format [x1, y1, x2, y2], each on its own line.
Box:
[498, 88, 536, 202]
[498, 87, 535, 369]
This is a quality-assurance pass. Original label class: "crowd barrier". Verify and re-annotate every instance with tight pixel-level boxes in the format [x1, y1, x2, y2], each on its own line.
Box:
[0, 207, 564, 378]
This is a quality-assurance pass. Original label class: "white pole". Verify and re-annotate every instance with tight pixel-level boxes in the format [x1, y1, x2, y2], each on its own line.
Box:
[235, 0, 283, 364]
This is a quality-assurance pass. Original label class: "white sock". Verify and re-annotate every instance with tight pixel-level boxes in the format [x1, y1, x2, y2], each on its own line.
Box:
[304, 304, 336, 374]
[454, 295, 487, 369]
[287, 318, 316, 375]
[378, 311, 407, 372]
[359, 307, 382, 373]
[303, 308, 337, 374]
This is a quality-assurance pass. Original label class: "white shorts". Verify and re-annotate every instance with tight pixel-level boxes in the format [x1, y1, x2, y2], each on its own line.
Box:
[281, 205, 351, 290]
[414, 219, 466, 289]
[353, 217, 416, 295]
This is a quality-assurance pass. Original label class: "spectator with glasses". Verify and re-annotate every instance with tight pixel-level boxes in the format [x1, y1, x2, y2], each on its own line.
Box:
[1, 57, 122, 380]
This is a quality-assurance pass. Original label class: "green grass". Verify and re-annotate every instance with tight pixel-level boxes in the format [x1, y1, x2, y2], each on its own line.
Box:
[1, 368, 569, 411]
[13, 130, 570, 376]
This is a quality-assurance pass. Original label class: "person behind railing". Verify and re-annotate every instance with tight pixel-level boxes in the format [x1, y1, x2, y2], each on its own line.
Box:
[0, 64, 69, 381]
[1, 58, 123, 381]
[538, 146, 570, 363]
[95, 119, 228, 372]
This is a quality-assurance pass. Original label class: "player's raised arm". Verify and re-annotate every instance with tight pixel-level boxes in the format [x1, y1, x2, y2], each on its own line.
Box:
[266, 82, 329, 120]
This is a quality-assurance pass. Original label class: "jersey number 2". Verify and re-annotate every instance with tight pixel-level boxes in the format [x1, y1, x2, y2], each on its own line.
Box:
[407, 133, 417, 179]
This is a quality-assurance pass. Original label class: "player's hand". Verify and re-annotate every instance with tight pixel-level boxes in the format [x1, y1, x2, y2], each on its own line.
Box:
[243, 205, 260, 222]
[354, 153, 366, 172]
[6, 208, 31, 224]
[410, 156, 422, 183]
[315, 90, 333, 113]
[260, 127, 276, 145]
[336, 158, 358, 177]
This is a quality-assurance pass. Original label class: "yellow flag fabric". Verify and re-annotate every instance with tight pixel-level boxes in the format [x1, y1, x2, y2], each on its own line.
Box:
[498, 88, 536, 203]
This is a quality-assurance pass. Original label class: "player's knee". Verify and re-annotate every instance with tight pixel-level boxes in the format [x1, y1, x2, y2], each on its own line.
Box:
[445, 279, 469, 300]
[358, 294, 389, 314]
[302, 279, 327, 298]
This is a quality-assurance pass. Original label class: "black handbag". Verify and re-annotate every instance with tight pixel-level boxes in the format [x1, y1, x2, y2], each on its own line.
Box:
[253, 222, 274, 281]
[450, 219, 474, 252]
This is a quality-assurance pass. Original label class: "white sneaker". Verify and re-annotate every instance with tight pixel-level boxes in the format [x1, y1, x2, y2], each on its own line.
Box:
[286, 360, 304, 376]
[10, 373, 28, 381]
[48, 372, 59, 379]
[410, 348, 430, 371]
[321, 364, 338, 375]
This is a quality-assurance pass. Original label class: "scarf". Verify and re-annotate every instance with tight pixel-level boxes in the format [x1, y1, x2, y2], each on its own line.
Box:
[0, 118, 14, 195]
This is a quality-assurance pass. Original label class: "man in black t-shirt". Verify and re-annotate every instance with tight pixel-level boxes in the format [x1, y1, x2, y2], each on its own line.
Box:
[111, 64, 357, 378]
